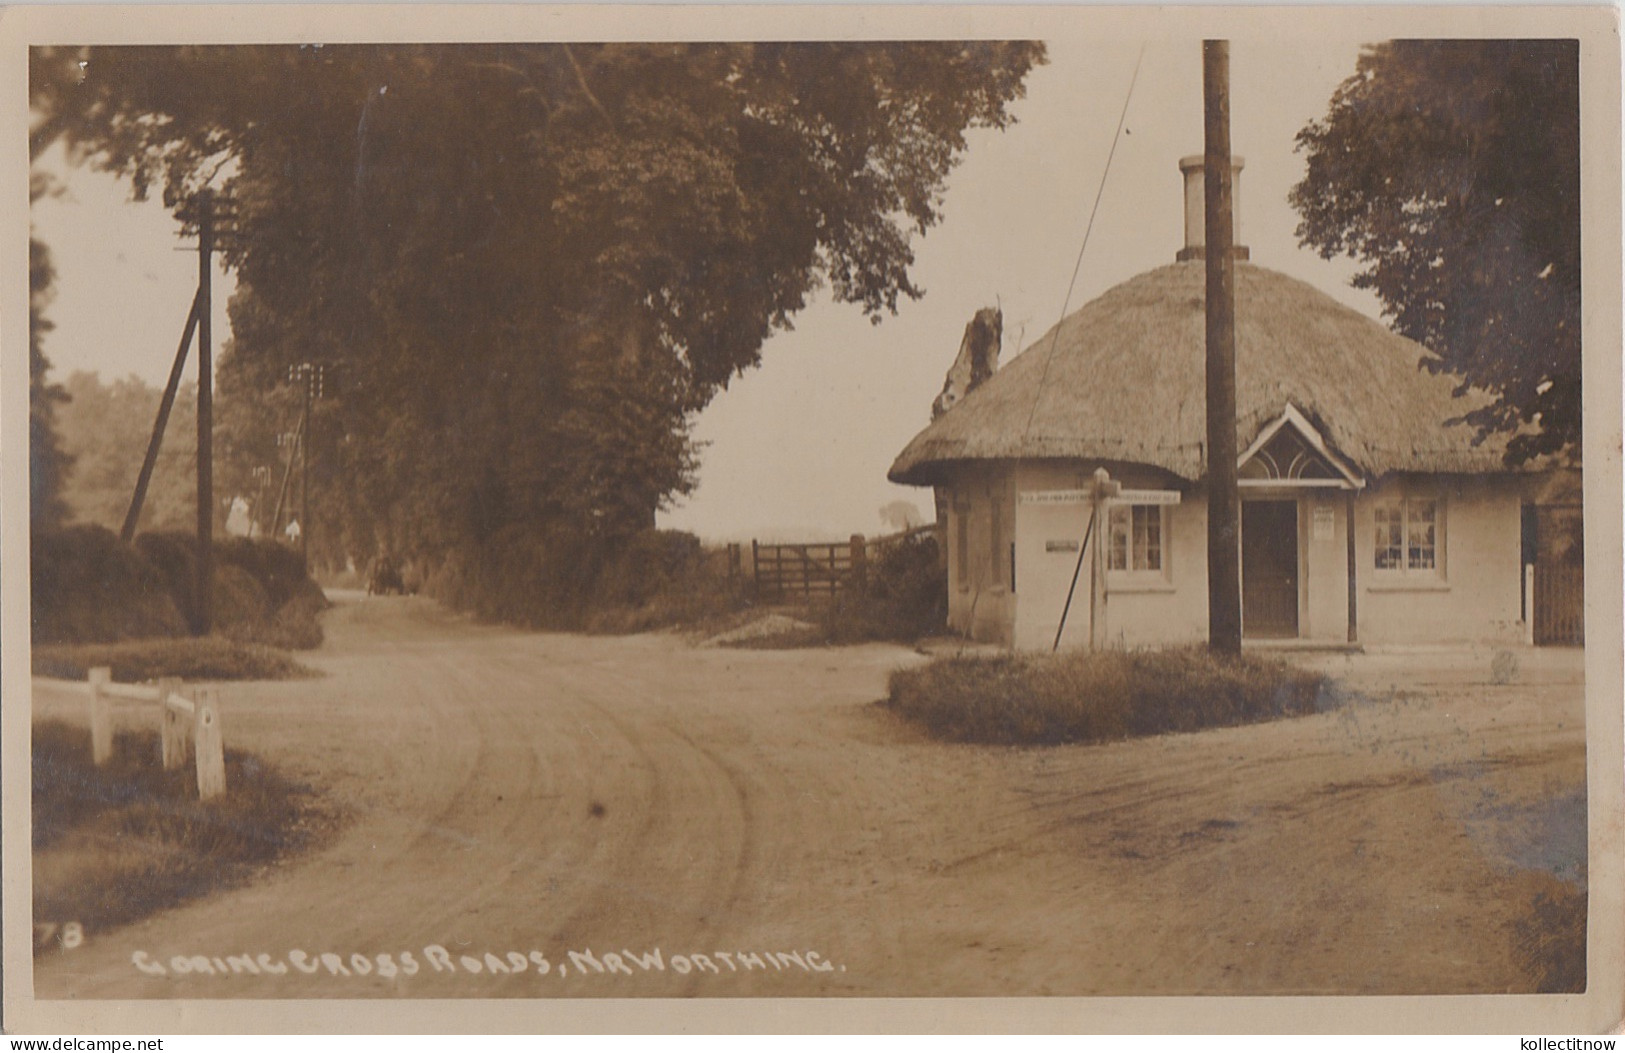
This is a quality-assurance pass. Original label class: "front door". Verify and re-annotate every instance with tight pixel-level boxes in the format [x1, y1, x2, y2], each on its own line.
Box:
[1242, 500, 1299, 638]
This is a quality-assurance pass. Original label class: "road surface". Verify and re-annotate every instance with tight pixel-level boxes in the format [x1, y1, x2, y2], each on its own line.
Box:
[32, 595, 1587, 998]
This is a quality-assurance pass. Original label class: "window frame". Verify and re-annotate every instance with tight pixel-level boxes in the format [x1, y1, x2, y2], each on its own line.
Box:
[1105, 502, 1170, 582]
[1373, 496, 1445, 579]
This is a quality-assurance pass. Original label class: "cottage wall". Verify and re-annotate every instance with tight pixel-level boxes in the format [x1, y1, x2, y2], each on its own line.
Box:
[944, 464, 1017, 645]
[953, 462, 1527, 650]
[1010, 462, 1204, 650]
[1355, 476, 1524, 645]
[1299, 490, 1353, 642]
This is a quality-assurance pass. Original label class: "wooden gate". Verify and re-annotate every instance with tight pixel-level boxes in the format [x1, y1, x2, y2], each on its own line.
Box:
[1534, 563, 1585, 646]
[750, 526, 937, 602]
[751, 539, 857, 601]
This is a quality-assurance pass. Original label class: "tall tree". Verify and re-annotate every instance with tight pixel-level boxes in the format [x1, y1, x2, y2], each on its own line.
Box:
[32, 43, 1044, 573]
[29, 229, 71, 530]
[1291, 40, 1580, 464]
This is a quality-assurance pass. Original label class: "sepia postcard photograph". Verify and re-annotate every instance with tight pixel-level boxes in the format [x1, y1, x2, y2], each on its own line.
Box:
[3, 3, 1622, 1035]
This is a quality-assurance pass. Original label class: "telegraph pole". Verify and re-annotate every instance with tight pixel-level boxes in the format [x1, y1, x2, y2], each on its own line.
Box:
[301, 368, 311, 566]
[1204, 40, 1243, 654]
[195, 190, 215, 636]
[288, 363, 325, 569]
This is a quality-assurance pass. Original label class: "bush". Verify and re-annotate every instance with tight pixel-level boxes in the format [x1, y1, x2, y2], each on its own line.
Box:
[31, 525, 187, 645]
[32, 636, 313, 682]
[130, 531, 199, 623]
[884, 647, 1328, 746]
[422, 526, 746, 633]
[215, 536, 324, 609]
[817, 534, 945, 644]
[596, 530, 705, 608]
[213, 563, 273, 632]
[33, 527, 328, 650]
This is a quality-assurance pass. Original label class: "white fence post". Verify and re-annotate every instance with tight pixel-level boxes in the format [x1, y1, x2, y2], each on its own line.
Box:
[88, 666, 113, 766]
[1524, 563, 1537, 645]
[193, 687, 227, 800]
[158, 677, 188, 770]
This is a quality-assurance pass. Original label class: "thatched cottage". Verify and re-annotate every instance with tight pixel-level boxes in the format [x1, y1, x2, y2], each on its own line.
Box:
[889, 157, 1555, 650]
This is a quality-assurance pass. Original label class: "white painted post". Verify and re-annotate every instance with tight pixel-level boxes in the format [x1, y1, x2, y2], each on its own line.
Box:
[1524, 563, 1537, 645]
[1089, 468, 1120, 651]
[193, 688, 226, 800]
[158, 677, 187, 770]
[88, 666, 113, 766]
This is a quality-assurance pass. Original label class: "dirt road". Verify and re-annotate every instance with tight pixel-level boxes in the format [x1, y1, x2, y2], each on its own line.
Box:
[32, 596, 1586, 998]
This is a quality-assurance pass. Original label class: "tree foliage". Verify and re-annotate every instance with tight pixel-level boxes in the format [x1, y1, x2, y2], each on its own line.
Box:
[53, 371, 199, 534]
[29, 231, 72, 529]
[1291, 40, 1580, 464]
[31, 43, 1044, 576]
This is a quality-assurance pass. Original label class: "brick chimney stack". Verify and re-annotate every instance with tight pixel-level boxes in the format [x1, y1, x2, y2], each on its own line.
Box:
[1176, 154, 1249, 262]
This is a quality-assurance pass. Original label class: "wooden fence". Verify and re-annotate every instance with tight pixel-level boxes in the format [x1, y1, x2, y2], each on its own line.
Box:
[41, 668, 226, 799]
[1533, 562, 1585, 646]
[751, 525, 937, 601]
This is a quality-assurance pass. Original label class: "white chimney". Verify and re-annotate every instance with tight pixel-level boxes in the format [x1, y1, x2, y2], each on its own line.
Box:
[1176, 155, 1249, 262]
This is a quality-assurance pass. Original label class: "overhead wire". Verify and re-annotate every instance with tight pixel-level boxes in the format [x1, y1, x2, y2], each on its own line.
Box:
[1019, 43, 1147, 442]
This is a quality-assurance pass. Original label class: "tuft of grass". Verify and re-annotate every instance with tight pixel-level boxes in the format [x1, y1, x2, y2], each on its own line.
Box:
[582, 584, 750, 636]
[32, 636, 315, 683]
[32, 721, 338, 949]
[719, 624, 830, 650]
[883, 646, 1329, 746]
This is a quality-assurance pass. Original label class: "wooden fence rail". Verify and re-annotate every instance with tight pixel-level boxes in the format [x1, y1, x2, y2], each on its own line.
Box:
[41, 668, 226, 799]
[751, 524, 938, 602]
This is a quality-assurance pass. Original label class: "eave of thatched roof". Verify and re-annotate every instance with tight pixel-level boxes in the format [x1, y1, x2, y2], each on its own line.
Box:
[889, 262, 1513, 487]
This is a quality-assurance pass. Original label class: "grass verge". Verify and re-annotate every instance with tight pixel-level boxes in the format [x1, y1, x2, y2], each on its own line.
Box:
[32, 720, 339, 952]
[32, 636, 315, 683]
[883, 646, 1329, 746]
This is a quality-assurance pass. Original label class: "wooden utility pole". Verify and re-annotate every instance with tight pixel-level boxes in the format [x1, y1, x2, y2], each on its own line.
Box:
[287, 363, 324, 568]
[1203, 40, 1243, 654]
[194, 190, 215, 637]
[269, 422, 302, 540]
[300, 368, 311, 566]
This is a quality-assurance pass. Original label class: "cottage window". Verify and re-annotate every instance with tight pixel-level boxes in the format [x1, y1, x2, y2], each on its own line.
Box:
[1108, 505, 1163, 573]
[1374, 499, 1439, 573]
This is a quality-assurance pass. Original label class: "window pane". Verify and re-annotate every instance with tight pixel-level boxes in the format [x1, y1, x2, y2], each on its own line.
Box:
[1407, 500, 1436, 570]
[1108, 507, 1128, 571]
[1374, 505, 1402, 570]
[1142, 507, 1162, 570]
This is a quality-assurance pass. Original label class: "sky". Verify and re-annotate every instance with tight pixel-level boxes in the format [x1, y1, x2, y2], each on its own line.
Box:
[30, 35, 1386, 545]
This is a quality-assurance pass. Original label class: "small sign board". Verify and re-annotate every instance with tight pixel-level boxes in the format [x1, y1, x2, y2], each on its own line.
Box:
[1111, 489, 1182, 506]
[1020, 490, 1089, 506]
[1312, 506, 1336, 541]
[1045, 539, 1080, 553]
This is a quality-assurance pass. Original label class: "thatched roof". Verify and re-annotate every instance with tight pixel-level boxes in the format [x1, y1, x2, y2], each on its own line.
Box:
[889, 261, 1511, 486]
